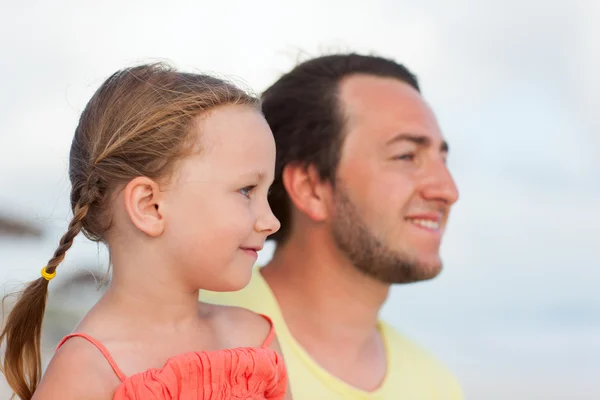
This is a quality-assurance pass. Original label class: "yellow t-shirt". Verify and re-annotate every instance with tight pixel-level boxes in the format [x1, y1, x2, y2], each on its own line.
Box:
[201, 268, 464, 400]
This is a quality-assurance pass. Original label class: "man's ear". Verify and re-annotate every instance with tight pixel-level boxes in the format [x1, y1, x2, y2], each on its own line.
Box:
[281, 163, 332, 222]
[123, 176, 166, 237]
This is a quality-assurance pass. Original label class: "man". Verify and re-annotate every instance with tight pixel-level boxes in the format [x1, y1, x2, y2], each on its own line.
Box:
[202, 53, 463, 399]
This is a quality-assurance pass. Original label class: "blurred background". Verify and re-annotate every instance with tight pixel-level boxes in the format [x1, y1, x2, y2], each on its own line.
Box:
[1, 0, 599, 398]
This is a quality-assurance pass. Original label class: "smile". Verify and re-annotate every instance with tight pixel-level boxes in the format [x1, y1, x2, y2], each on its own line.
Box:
[407, 218, 441, 231]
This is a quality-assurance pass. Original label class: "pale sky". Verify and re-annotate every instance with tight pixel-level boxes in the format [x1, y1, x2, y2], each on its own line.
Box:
[1, 1, 599, 398]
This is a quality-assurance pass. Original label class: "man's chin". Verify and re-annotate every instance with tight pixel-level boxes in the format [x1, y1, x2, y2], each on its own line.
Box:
[353, 258, 442, 285]
[386, 256, 443, 284]
[410, 253, 443, 280]
[414, 262, 443, 282]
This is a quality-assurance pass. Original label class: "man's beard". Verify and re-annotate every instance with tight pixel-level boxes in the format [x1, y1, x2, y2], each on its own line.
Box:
[330, 184, 442, 284]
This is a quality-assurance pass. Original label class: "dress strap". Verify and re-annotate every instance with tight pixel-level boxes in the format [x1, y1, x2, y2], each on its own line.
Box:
[259, 314, 276, 348]
[56, 333, 127, 382]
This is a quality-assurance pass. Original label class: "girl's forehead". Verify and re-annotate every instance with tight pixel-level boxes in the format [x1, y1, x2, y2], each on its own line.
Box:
[193, 107, 275, 160]
[177, 126, 275, 184]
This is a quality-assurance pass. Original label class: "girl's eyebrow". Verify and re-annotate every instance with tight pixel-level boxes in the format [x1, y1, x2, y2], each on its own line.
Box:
[239, 170, 266, 182]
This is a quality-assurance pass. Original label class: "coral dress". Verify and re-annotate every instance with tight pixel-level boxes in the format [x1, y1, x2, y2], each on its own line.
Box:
[56, 315, 287, 399]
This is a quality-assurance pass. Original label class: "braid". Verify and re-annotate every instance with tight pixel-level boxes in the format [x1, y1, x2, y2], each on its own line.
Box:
[0, 189, 94, 399]
[44, 201, 89, 274]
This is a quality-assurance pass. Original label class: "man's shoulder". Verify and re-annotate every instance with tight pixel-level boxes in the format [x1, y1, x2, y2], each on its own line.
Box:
[381, 321, 464, 398]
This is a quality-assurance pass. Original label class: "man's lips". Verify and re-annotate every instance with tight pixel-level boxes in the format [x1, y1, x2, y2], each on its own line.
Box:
[405, 213, 443, 231]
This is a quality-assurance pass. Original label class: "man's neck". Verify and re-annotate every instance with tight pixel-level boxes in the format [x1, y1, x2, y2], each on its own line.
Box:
[261, 231, 391, 391]
[261, 231, 390, 347]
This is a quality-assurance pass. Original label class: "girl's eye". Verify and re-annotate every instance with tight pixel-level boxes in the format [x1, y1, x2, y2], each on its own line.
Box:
[239, 185, 256, 198]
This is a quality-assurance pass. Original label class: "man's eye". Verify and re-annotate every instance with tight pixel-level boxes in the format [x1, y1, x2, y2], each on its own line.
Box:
[394, 153, 415, 161]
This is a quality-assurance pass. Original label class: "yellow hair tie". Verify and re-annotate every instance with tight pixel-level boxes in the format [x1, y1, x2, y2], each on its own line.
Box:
[41, 267, 56, 281]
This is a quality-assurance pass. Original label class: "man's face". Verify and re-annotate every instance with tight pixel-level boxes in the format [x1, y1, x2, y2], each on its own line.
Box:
[330, 75, 459, 284]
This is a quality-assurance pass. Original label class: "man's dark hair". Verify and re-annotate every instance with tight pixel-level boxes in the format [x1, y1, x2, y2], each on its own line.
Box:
[263, 53, 420, 244]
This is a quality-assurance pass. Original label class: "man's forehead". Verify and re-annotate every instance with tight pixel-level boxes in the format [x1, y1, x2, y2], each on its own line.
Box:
[338, 75, 443, 143]
[339, 74, 422, 106]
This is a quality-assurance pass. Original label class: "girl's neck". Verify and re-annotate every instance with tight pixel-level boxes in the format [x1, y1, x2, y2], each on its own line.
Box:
[99, 237, 203, 327]
[99, 278, 202, 327]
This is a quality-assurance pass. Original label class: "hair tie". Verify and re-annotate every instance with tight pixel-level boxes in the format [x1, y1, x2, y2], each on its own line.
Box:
[41, 267, 56, 281]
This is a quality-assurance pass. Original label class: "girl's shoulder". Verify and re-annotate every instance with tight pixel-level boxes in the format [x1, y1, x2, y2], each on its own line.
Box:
[201, 302, 274, 349]
[33, 335, 120, 400]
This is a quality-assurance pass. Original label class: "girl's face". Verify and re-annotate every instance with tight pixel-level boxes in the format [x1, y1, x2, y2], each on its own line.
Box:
[161, 104, 280, 291]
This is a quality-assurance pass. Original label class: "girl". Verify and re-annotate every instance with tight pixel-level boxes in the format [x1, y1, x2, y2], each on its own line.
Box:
[0, 63, 291, 400]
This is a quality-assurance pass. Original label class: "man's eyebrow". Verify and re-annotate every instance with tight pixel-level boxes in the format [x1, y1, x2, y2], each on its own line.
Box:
[386, 133, 449, 152]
